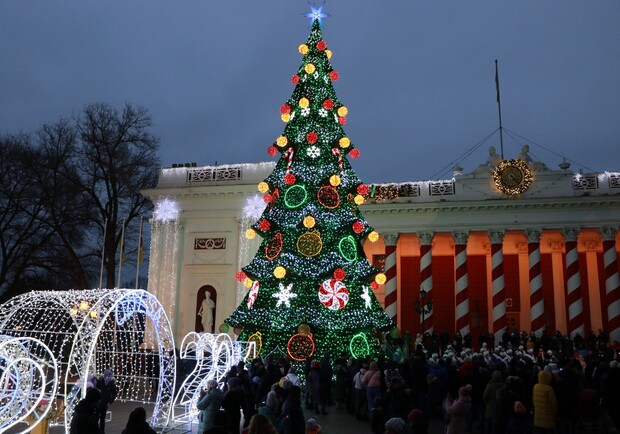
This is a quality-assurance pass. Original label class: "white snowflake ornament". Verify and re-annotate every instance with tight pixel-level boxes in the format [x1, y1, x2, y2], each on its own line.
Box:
[307, 146, 321, 159]
[301, 108, 310, 117]
[318, 108, 328, 118]
[272, 283, 297, 308]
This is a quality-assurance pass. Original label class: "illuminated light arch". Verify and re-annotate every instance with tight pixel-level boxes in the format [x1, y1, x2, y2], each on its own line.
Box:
[0, 289, 175, 431]
[171, 333, 256, 423]
[0, 336, 58, 433]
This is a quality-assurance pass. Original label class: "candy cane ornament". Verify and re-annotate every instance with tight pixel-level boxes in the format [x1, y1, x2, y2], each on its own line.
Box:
[332, 148, 344, 173]
[285, 148, 294, 174]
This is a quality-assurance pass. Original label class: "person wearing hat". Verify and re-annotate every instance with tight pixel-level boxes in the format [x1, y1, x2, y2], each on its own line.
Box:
[384, 417, 407, 434]
[505, 401, 532, 434]
[444, 384, 472, 434]
[305, 416, 322, 434]
[95, 369, 118, 434]
[532, 370, 556, 433]
[197, 380, 224, 434]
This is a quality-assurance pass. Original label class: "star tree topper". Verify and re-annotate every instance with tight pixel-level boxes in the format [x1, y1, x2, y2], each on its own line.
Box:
[305, 2, 329, 27]
[272, 283, 298, 308]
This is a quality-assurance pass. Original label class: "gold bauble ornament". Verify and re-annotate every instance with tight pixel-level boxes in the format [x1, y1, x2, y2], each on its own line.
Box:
[337, 106, 348, 117]
[354, 194, 365, 205]
[298, 44, 309, 55]
[339, 137, 351, 148]
[375, 273, 387, 285]
[281, 113, 290, 123]
[243, 277, 253, 288]
[303, 215, 316, 228]
[299, 97, 309, 108]
[245, 229, 257, 239]
[304, 63, 316, 74]
[298, 324, 311, 336]
[325, 49, 332, 59]
[258, 182, 269, 193]
[274, 266, 286, 279]
[276, 136, 288, 147]
[368, 231, 379, 243]
[330, 174, 341, 187]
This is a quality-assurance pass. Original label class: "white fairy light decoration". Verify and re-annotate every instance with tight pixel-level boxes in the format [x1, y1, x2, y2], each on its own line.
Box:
[0, 289, 176, 431]
[153, 198, 179, 222]
[0, 336, 58, 433]
[172, 332, 256, 423]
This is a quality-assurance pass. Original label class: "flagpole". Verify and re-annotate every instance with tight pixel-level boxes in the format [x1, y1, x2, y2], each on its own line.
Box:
[117, 218, 126, 289]
[135, 216, 143, 289]
[99, 218, 108, 290]
[495, 59, 505, 159]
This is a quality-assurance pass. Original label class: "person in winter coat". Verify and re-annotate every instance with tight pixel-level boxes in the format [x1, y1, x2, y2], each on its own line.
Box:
[505, 401, 533, 434]
[362, 361, 382, 416]
[279, 385, 305, 434]
[532, 370, 557, 434]
[197, 380, 224, 434]
[257, 390, 280, 428]
[95, 369, 118, 434]
[483, 370, 504, 434]
[121, 407, 157, 434]
[223, 377, 248, 434]
[353, 366, 367, 419]
[444, 384, 472, 434]
[70, 387, 101, 434]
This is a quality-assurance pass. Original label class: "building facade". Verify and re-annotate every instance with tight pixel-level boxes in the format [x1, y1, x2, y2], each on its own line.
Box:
[142, 158, 620, 345]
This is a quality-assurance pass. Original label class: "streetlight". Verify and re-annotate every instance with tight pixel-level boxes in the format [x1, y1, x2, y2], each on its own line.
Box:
[414, 289, 433, 334]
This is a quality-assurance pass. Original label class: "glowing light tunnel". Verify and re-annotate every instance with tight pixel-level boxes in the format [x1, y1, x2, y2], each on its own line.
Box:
[0, 289, 176, 431]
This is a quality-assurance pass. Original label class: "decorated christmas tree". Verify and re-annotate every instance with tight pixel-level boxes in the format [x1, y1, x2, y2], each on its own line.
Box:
[225, 6, 394, 362]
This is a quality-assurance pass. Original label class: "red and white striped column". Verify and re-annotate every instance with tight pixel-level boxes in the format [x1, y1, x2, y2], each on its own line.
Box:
[562, 228, 585, 338]
[526, 229, 545, 337]
[489, 231, 506, 343]
[601, 226, 620, 343]
[453, 231, 470, 336]
[419, 232, 434, 334]
[383, 233, 399, 324]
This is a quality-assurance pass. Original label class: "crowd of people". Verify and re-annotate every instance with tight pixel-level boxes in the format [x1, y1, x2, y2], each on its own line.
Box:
[194, 328, 620, 434]
[68, 328, 620, 434]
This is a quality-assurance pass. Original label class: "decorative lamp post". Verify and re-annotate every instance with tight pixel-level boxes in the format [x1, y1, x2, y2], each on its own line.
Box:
[414, 289, 433, 333]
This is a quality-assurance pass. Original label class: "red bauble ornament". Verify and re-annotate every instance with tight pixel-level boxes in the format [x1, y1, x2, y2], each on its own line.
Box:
[287, 333, 315, 362]
[318, 278, 349, 311]
[330, 70, 339, 81]
[284, 173, 296, 185]
[323, 99, 334, 110]
[333, 268, 346, 281]
[291, 74, 300, 84]
[349, 148, 360, 159]
[357, 184, 369, 195]
[258, 219, 271, 231]
[265, 232, 283, 260]
[338, 116, 346, 125]
[317, 185, 340, 209]
[280, 104, 291, 114]
[263, 193, 272, 204]
[352, 221, 364, 234]
[316, 40, 327, 51]
[235, 271, 247, 282]
[371, 281, 379, 290]
[306, 132, 318, 144]
[268, 146, 278, 156]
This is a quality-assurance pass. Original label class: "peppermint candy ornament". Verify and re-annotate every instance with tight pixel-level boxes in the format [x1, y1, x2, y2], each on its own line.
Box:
[318, 278, 349, 311]
[247, 281, 259, 309]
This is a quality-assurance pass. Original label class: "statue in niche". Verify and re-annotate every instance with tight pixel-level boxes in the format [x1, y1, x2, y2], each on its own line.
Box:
[198, 292, 215, 333]
[517, 144, 548, 171]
